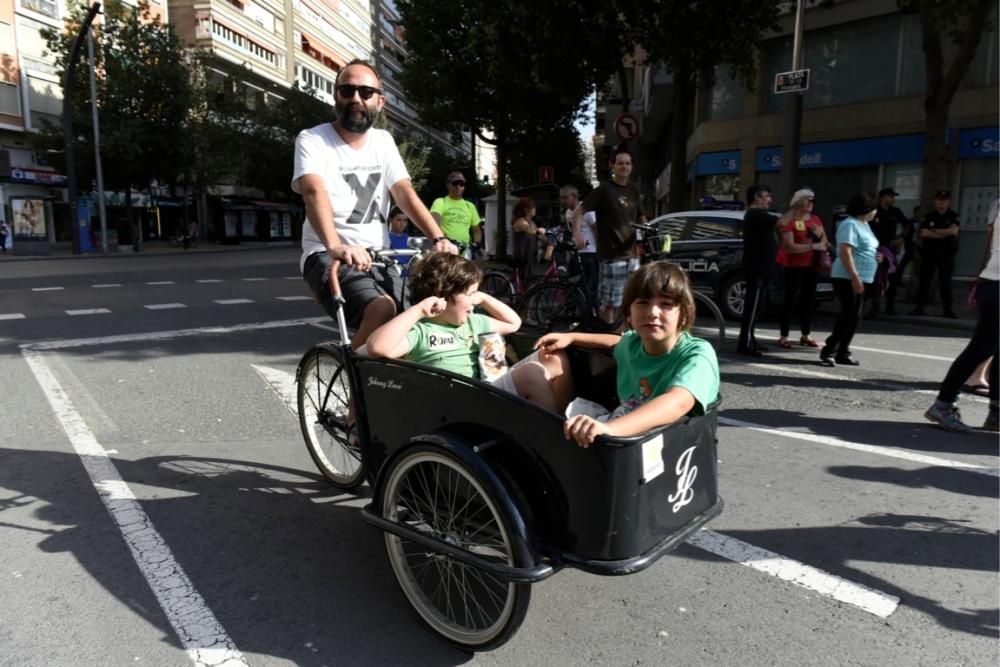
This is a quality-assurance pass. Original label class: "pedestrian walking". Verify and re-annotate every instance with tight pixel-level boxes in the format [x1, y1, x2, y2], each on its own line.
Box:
[910, 190, 960, 318]
[820, 193, 881, 367]
[737, 184, 776, 357]
[924, 198, 999, 433]
[776, 188, 828, 349]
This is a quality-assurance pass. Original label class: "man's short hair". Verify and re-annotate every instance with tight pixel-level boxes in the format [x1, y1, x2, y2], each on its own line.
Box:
[746, 184, 772, 205]
[335, 59, 381, 86]
[559, 185, 579, 197]
[611, 146, 632, 163]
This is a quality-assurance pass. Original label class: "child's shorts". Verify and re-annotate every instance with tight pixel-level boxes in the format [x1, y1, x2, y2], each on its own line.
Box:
[564, 396, 628, 422]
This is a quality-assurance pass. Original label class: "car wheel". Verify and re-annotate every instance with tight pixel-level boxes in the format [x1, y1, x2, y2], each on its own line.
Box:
[719, 274, 746, 321]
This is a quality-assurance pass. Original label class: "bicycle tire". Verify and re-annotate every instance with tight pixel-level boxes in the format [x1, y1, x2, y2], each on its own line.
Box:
[691, 291, 726, 353]
[481, 270, 516, 305]
[515, 280, 591, 332]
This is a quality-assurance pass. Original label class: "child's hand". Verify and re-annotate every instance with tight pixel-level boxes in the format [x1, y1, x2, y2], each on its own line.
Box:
[534, 332, 572, 354]
[417, 296, 447, 318]
[563, 414, 611, 448]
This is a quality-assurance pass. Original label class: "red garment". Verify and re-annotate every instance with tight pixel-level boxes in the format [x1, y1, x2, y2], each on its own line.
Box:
[778, 214, 824, 268]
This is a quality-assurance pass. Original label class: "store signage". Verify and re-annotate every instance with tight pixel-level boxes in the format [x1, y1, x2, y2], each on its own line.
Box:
[957, 127, 999, 159]
[755, 134, 925, 172]
[9, 167, 67, 185]
[774, 69, 810, 94]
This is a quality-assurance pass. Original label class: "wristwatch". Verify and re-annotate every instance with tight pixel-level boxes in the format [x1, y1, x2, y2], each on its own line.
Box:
[433, 236, 449, 244]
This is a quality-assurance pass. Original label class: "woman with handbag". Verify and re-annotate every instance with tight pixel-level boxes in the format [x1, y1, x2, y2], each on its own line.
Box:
[777, 188, 829, 349]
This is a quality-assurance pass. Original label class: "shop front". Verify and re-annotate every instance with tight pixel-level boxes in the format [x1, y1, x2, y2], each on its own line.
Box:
[0, 167, 68, 255]
[686, 150, 742, 210]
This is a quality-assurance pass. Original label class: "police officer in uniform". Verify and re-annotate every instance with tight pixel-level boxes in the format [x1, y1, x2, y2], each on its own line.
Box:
[869, 187, 910, 316]
[910, 190, 960, 318]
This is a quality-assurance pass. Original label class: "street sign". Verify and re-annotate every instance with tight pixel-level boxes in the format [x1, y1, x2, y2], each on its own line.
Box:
[613, 113, 640, 142]
[539, 165, 554, 183]
[774, 69, 810, 94]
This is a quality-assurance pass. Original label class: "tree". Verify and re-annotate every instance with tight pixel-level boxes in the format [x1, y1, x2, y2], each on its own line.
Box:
[396, 0, 631, 257]
[633, 0, 778, 212]
[505, 120, 589, 192]
[39, 0, 191, 229]
[898, 0, 996, 208]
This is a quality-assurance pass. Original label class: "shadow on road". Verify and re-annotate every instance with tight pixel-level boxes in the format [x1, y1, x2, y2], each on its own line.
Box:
[0, 447, 471, 666]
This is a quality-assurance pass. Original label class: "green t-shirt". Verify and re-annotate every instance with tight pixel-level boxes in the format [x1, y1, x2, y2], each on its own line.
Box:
[404, 313, 493, 378]
[613, 330, 719, 415]
[430, 196, 480, 244]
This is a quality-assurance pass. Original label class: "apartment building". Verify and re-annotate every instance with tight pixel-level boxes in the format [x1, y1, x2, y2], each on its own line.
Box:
[604, 0, 998, 277]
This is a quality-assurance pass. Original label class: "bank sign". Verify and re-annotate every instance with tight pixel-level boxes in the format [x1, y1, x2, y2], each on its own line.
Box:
[958, 127, 999, 159]
[756, 134, 925, 172]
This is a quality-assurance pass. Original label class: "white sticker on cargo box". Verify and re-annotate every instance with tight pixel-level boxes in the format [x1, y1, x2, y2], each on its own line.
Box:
[641, 434, 665, 482]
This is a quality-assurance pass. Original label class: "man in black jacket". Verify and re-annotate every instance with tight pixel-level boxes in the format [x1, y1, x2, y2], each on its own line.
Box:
[738, 184, 776, 357]
[869, 187, 910, 316]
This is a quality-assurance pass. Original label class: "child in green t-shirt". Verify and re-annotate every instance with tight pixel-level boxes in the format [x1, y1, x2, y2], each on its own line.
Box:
[534, 261, 720, 447]
[367, 252, 573, 412]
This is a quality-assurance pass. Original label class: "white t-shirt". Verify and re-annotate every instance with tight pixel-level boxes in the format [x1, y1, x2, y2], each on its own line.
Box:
[980, 199, 1000, 281]
[292, 123, 409, 270]
[567, 208, 597, 254]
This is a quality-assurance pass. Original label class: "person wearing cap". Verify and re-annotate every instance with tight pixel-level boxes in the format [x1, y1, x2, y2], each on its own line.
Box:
[868, 187, 910, 316]
[431, 171, 481, 258]
[910, 190, 960, 318]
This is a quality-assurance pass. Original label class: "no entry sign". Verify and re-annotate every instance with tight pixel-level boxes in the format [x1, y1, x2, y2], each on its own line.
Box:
[614, 113, 640, 142]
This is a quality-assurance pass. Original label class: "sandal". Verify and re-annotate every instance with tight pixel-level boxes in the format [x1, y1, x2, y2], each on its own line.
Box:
[778, 338, 793, 349]
[800, 336, 820, 348]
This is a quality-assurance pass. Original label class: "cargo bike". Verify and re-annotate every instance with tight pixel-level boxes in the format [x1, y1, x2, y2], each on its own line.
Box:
[296, 250, 724, 651]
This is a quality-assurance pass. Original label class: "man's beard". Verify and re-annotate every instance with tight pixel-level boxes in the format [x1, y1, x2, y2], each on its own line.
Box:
[336, 99, 378, 133]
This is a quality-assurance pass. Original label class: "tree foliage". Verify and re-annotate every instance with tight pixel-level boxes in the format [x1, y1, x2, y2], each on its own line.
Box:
[897, 0, 996, 207]
[396, 0, 632, 255]
[38, 0, 191, 197]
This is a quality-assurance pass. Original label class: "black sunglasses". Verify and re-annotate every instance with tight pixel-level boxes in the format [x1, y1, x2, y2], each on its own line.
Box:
[450, 180, 466, 187]
[335, 84, 382, 100]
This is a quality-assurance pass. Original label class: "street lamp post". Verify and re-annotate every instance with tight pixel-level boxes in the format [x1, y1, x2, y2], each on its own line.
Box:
[61, 2, 102, 255]
[87, 29, 108, 253]
[779, 0, 806, 205]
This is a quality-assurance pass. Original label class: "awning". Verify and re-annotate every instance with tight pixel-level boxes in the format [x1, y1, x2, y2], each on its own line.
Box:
[301, 34, 345, 72]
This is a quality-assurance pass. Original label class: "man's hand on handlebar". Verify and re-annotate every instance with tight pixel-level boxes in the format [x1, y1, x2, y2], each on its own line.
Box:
[330, 244, 373, 272]
[433, 238, 459, 254]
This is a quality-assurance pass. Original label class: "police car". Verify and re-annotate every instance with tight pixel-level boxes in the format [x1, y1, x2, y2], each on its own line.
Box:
[645, 209, 834, 320]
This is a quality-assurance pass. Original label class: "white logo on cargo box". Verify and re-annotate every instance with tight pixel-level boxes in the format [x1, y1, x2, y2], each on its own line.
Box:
[667, 446, 698, 513]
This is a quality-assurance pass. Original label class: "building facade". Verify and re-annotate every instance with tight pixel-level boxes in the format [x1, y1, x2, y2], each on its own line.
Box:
[611, 0, 998, 276]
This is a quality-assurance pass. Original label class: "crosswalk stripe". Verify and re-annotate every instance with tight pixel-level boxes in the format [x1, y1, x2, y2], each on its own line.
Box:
[146, 281, 175, 286]
[92, 283, 122, 288]
[195, 279, 222, 283]
[276, 295, 312, 301]
[214, 299, 254, 305]
[32, 286, 63, 291]
[0, 313, 26, 320]
[241, 277, 267, 282]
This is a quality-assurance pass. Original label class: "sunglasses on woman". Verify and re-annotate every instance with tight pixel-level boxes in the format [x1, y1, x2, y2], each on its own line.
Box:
[335, 84, 382, 100]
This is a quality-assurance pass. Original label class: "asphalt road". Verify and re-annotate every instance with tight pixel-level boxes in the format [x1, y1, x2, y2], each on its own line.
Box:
[1, 248, 996, 666]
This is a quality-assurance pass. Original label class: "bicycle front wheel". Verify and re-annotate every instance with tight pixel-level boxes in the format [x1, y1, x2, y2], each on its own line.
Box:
[691, 291, 726, 353]
[297, 346, 365, 489]
[481, 270, 516, 305]
[516, 281, 590, 332]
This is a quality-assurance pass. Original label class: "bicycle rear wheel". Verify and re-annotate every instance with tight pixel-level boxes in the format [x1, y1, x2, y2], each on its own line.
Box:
[481, 270, 516, 305]
[516, 281, 591, 332]
[691, 291, 726, 353]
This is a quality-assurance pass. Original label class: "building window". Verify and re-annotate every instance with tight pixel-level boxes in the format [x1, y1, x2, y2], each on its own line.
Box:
[211, 20, 278, 67]
[707, 66, 744, 121]
[17, 0, 59, 21]
[0, 82, 21, 116]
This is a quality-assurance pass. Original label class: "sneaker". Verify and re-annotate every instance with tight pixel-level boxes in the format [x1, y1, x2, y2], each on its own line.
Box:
[983, 412, 999, 432]
[835, 356, 860, 366]
[942, 309, 958, 319]
[819, 346, 835, 367]
[737, 346, 764, 358]
[924, 404, 971, 433]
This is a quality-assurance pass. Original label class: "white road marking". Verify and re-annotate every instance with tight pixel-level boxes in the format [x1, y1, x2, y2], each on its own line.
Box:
[283, 276, 301, 280]
[195, 279, 222, 283]
[66, 308, 111, 316]
[214, 299, 254, 305]
[146, 281, 175, 286]
[742, 362, 990, 405]
[309, 322, 339, 333]
[848, 345, 953, 362]
[22, 348, 247, 666]
[241, 278, 267, 282]
[719, 416, 999, 477]
[93, 283, 122, 288]
[145, 303, 186, 310]
[688, 529, 899, 618]
[0, 313, 26, 320]
[22, 316, 329, 350]
[252, 364, 298, 416]
[32, 286, 64, 292]
[276, 296, 312, 301]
